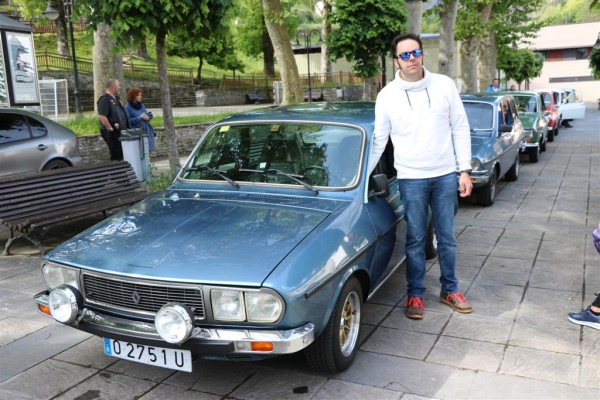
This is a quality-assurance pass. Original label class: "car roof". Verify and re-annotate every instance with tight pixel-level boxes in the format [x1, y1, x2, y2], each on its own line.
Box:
[217, 102, 375, 131]
[460, 93, 512, 105]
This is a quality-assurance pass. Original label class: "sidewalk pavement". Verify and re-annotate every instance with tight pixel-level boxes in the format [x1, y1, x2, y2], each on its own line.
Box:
[0, 104, 599, 399]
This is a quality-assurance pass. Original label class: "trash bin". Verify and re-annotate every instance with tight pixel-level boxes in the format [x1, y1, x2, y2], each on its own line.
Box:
[119, 128, 149, 182]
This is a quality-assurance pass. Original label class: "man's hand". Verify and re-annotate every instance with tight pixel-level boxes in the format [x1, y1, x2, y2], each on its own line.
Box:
[458, 173, 473, 198]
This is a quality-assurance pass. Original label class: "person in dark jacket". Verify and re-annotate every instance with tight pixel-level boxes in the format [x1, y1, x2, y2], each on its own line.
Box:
[97, 79, 129, 161]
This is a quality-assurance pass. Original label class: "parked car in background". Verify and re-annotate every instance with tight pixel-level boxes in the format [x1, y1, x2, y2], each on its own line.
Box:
[0, 108, 82, 177]
[533, 89, 561, 141]
[461, 93, 524, 206]
[33, 102, 437, 374]
[506, 91, 549, 163]
[559, 87, 586, 126]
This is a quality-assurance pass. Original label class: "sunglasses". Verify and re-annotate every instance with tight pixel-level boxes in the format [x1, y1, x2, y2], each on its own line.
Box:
[395, 49, 423, 61]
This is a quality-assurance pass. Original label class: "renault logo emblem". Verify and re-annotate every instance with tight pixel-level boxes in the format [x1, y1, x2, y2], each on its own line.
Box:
[131, 291, 141, 305]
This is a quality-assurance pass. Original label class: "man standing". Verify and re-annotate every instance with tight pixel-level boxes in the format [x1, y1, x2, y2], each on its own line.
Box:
[98, 79, 129, 161]
[369, 33, 473, 320]
[485, 79, 501, 92]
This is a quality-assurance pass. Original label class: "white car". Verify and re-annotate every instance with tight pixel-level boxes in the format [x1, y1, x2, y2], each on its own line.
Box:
[559, 87, 586, 121]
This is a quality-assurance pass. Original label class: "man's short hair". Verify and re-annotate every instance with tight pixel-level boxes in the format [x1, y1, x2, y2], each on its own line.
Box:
[105, 79, 119, 89]
[391, 33, 423, 58]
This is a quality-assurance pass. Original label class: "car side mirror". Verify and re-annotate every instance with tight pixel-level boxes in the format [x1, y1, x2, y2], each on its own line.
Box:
[499, 124, 512, 133]
[370, 174, 389, 198]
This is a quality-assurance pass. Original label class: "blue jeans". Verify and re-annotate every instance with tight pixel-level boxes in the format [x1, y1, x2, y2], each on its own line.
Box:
[397, 172, 459, 297]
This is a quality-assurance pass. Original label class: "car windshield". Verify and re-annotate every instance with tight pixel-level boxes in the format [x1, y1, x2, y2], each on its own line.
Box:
[463, 102, 494, 132]
[512, 95, 538, 114]
[181, 122, 364, 188]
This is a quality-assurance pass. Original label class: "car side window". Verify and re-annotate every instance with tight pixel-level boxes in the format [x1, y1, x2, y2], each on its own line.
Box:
[26, 116, 48, 138]
[0, 114, 31, 144]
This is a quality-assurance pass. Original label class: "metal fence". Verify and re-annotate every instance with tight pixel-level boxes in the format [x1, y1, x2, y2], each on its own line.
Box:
[219, 71, 363, 90]
[36, 52, 195, 83]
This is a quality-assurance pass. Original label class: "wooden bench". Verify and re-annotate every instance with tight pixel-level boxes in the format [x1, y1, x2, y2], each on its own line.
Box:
[304, 91, 324, 102]
[0, 161, 148, 255]
[246, 90, 267, 104]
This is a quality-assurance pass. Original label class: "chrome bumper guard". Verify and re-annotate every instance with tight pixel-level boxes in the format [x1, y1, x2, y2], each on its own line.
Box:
[34, 291, 314, 355]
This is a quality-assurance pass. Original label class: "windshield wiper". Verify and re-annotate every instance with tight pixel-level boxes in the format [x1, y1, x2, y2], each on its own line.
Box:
[185, 166, 239, 189]
[239, 168, 318, 195]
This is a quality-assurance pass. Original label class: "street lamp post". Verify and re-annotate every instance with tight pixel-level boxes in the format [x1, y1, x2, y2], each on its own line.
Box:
[295, 29, 321, 103]
[44, 0, 82, 115]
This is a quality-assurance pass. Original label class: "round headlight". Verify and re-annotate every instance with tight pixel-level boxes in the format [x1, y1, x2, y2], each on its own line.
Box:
[48, 285, 81, 323]
[155, 303, 193, 344]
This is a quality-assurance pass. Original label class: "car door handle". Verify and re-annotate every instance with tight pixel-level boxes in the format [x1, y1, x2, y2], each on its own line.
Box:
[37, 144, 48, 151]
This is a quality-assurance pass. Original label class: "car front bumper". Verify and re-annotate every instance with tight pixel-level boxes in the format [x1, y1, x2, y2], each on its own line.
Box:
[34, 290, 315, 357]
[457, 170, 489, 188]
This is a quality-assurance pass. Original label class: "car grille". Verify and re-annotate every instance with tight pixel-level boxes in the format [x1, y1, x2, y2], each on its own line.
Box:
[82, 273, 205, 320]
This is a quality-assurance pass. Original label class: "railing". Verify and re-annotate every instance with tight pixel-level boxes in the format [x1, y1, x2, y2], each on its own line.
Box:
[20, 19, 87, 33]
[36, 51, 195, 83]
[220, 71, 363, 90]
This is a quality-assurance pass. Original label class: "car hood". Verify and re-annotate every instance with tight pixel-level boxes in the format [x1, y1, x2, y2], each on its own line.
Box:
[470, 134, 491, 154]
[47, 190, 335, 286]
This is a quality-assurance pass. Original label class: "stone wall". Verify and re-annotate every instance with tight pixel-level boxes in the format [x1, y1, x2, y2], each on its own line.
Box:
[78, 123, 211, 164]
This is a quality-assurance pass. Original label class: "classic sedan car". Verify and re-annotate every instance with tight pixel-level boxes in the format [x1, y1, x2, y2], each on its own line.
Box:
[0, 108, 82, 176]
[533, 89, 560, 141]
[461, 94, 524, 206]
[504, 90, 549, 163]
[34, 102, 436, 374]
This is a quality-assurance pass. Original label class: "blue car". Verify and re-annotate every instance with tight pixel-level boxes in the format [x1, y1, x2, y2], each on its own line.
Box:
[461, 94, 524, 206]
[34, 102, 437, 373]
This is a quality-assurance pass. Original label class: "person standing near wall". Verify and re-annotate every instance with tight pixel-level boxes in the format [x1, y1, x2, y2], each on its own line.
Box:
[125, 87, 156, 153]
[97, 79, 129, 161]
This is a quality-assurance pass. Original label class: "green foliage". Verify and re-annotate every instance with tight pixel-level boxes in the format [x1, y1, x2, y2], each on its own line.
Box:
[145, 168, 174, 193]
[497, 48, 543, 86]
[536, 0, 600, 23]
[166, 5, 245, 80]
[590, 48, 600, 79]
[61, 113, 235, 135]
[83, 0, 232, 46]
[327, 0, 407, 78]
[233, 0, 298, 60]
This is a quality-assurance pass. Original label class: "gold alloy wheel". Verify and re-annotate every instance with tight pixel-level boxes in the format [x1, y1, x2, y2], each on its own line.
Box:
[339, 290, 361, 357]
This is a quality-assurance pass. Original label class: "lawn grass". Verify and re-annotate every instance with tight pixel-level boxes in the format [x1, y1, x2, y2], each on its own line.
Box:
[63, 113, 235, 135]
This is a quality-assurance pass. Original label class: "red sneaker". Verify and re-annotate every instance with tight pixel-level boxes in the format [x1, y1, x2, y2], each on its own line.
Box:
[440, 292, 472, 313]
[406, 296, 425, 319]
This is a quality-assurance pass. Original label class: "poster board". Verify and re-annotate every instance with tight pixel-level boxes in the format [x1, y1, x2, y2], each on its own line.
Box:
[5, 31, 39, 104]
[0, 37, 8, 106]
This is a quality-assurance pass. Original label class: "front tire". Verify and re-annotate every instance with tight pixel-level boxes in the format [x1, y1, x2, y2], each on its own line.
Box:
[505, 156, 519, 182]
[425, 220, 438, 260]
[529, 146, 539, 163]
[304, 277, 362, 373]
[476, 168, 497, 206]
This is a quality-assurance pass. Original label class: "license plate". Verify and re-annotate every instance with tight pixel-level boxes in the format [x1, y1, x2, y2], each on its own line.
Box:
[103, 338, 192, 372]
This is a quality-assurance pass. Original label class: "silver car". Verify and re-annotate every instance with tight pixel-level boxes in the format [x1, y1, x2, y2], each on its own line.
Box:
[0, 108, 82, 176]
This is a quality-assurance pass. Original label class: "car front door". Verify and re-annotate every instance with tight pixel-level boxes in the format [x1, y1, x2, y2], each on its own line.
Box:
[0, 113, 44, 176]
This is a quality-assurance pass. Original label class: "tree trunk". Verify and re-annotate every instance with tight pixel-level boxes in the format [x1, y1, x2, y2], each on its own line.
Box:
[320, 0, 333, 75]
[438, 0, 459, 79]
[92, 23, 124, 111]
[156, 32, 180, 177]
[363, 76, 377, 101]
[57, 13, 69, 56]
[406, 0, 424, 35]
[459, 3, 492, 92]
[262, 0, 303, 104]
[479, 32, 496, 92]
[196, 58, 204, 83]
[136, 40, 149, 60]
[262, 25, 276, 77]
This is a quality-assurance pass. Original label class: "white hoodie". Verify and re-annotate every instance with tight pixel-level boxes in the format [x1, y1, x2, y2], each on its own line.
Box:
[370, 67, 471, 179]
